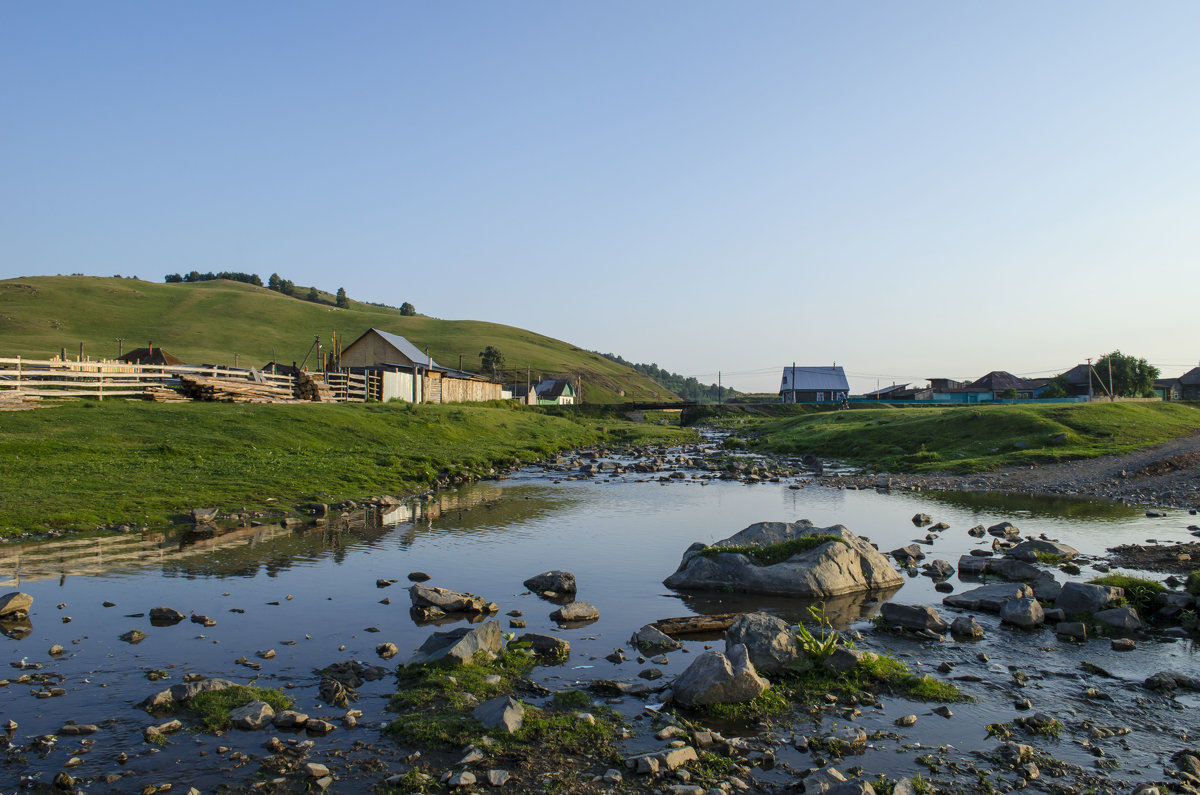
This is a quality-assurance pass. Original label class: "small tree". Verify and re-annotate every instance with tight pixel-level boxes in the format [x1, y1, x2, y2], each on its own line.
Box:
[336, 287, 349, 308]
[479, 346, 504, 378]
[399, 301, 416, 316]
[267, 273, 281, 291]
[998, 387, 1019, 403]
[307, 286, 319, 302]
[280, 279, 295, 296]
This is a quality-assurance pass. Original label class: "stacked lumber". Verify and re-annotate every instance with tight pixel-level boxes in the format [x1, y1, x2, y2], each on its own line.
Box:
[0, 390, 41, 406]
[294, 372, 337, 402]
[142, 385, 190, 403]
[179, 375, 294, 403]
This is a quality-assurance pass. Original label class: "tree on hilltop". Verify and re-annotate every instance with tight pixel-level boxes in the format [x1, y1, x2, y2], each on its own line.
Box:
[336, 287, 349, 308]
[399, 302, 416, 316]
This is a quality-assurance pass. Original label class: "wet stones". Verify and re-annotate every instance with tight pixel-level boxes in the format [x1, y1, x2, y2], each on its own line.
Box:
[408, 584, 497, 616]
[890, 545, 926, 565]
[943, 583, 1033, 613]
[231, 700, 275, 730]
[517, 633, 570, 661]
[912, 513, 933, 527]
[1006, 539, 1079, 562]
[149, 606, 185, 624]
[1094, 606, 1142, 631]
[950, 616, 985, 639]
[375, 642, 398, 660]
[988, 522, 1021, 539]
[1056, 622, 1088, 641]
[630, 623, 682, 653]
[119, 629, 147, 644]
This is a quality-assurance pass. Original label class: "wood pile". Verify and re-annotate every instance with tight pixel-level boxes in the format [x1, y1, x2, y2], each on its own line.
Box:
[179, 375, 295, 403]
[294, 372, 337, 402]
[0, 390, 41, 406]
[142, 385, 190, 403]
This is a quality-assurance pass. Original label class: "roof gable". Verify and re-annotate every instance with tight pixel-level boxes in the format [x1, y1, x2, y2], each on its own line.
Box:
[344, 328, 444, 370]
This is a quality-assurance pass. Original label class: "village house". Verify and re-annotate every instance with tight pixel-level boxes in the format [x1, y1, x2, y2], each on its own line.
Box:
[928, 371, 1049, 403]
[338, 328, 501, 403]
[118, 346, 185, 366]
[779, 366, 849, 404]
[1179, 366, 1200, 401]
[534, 379, 576, 405]
[503, 383, 538, 405]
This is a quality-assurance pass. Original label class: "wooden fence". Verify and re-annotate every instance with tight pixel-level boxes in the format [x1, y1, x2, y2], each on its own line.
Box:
[0, 357, 370, 403]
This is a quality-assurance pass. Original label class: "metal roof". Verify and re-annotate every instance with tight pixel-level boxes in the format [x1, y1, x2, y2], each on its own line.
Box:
[864, 383, 909, 397]
[780, 366, 849, 392]
[363, 329, 444, 371]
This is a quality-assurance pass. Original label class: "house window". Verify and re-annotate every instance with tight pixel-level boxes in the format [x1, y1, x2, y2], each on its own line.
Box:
[816, 392, 824, 402]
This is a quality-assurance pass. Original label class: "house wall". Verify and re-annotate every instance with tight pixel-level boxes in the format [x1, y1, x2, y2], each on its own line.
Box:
[381, 370, 417, 402]
[340, 332, 419, 369]
[781, 390, 847, 403]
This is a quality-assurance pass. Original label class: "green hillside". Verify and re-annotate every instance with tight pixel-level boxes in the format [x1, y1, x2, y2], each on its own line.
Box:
[0, 276, 677, 404]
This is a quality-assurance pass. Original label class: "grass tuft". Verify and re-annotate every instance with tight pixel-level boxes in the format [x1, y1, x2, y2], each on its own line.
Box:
[188, 685, 292, 733]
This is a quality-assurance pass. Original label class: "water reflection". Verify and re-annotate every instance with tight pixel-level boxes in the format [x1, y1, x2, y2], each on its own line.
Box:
[918, 489, 1139, 521]
[669, 585, 902, 629]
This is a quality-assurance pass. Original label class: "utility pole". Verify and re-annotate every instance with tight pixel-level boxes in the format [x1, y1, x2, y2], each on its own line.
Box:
[1087, 358, 1094, 400]
[116, 338, 124, 358]
[1108, 358, 1115, 402]
[718, 371, 722, 404]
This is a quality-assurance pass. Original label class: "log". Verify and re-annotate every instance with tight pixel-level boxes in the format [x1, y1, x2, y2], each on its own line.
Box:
[651, 613, 745, 637]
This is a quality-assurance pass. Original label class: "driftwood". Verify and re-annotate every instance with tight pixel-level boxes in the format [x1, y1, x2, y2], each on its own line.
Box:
[652, 613, 745, 637]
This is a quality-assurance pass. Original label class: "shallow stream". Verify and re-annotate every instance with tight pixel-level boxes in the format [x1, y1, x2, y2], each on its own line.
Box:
[2, 446, 1198, 791]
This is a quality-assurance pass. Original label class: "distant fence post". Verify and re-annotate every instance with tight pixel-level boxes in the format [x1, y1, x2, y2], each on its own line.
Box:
[15, 355, 19, 391]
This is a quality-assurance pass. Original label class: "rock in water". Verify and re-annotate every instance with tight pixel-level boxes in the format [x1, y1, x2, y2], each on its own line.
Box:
[408, 584, 496, 615]
[880, 603, 949, 634]
[406, 621, 502, 666]
[671, 644, 769, 707]
[0, 592, 33, 617]
[629, 624, 682, 653]
[522, 570, 577, 594]
[230, 700, 275, 730]
[724, 612, 804, 673]
[550, 602, 599, 622]
[663, 521, 904, 598]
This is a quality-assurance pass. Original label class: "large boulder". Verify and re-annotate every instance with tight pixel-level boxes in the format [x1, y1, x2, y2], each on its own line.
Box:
[943, 583, 1033, 613]
[472, 695, 524, 734]
[551, 602, 599, 623]
[671, 644, 770, 707]
[880, 603, 948, 634]
[0, 592, 32, 618]
[523, 571, 577, 594]
[406, 621, 502, 666]
[1005, 540, 1079, 563]
[663, 521, 904, 598]
[1055, 582, 1124, 618]
[1095, 607, 1142, 631]
[409, 584, 496, 615]
[724, 613, 802, 673]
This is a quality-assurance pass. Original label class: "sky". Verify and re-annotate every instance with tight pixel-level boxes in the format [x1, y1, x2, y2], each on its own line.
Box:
[3, 2, 1198, 394]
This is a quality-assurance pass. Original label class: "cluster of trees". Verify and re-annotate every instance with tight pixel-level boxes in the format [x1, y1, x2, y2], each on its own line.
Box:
[164, 271, 262, 286]
[595, 352, 740, 403]
[1042, 351, 1160, 399]
[479, 346, 504, 377]
[165, 271, 415, 315]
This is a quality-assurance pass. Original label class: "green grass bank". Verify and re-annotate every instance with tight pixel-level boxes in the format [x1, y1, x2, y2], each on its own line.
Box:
[0, 401, 693, 535]
[730, 402, 1200, 473]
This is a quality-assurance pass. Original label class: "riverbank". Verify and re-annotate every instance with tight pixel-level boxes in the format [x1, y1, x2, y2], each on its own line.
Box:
[819, 429, 1200, 510]
[0, 401, 695, 536]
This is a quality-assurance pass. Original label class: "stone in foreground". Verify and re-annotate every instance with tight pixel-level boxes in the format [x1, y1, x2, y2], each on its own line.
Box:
[880, 602, 948, 634]
[663, 521, 904, 598]
[550, 601, 599, 623]
[406, 621, 502, 666]
[724, 612, 803, 673]
[0, 592, 33, 618]
[408, 584, 496, 615]
[671, 644, 769, 707]
[472, 695, 524, 734]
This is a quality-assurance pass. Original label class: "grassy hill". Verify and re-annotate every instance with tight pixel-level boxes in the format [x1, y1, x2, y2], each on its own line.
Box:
[0, 276, 677, 404]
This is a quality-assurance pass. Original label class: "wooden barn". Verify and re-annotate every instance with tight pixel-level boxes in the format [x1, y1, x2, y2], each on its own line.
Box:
[338, 328, 502, 404]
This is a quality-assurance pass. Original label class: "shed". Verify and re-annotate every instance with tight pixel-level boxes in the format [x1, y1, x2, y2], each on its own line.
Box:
[1179, 367, 1200, 400]
[118, 347, 185, 366]
[779, 366, 849, 404]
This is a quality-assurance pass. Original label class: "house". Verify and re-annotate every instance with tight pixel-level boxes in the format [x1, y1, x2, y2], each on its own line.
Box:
[338, 328, 502, 403]
[928, 371, 1048, 402]
[864, 383, 910, 400]
[118, 346, 185, 366]
[535, 379, 576, 405]
[779, 366, 849, 404]
[1179, 367, 1200, 401]
[1154, 377, 1183, 401]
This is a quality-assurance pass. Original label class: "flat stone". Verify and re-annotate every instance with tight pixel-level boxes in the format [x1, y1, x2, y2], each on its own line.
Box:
[0, 592, 33, 617]
[943, 583, 1033, 613]
[551, 601, 599, 622]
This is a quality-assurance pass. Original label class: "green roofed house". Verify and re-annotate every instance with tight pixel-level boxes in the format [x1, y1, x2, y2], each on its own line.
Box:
[779, 366, 849, 404]
[535, 379, 576, 405]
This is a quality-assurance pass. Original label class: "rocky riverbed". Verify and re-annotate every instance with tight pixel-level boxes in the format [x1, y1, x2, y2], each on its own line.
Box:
[1, 439, 1198, 793]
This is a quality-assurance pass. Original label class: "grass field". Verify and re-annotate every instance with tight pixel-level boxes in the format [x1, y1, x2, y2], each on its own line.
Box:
[0, 276, 678, 404]
[743, 401, 1200, 472]
[0, 401, 693, 535]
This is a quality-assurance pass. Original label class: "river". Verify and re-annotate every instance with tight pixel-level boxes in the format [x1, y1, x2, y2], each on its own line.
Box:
[2, 444, 1198, 792]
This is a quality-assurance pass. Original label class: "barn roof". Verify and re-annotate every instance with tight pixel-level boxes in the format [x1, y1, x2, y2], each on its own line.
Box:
[780, 366, 849, 392]
[118, 347, 185, 366]
[864, 383, 909, 397]
[346, 328, 446, 371]
[535, 379, 573, 399]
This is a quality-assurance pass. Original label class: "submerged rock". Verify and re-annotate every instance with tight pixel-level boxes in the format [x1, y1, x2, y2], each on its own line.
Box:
[663, 521, 904, 598]
[672, 644, 769, 707]
[943, 583, 1033, 613]
[630, 624, 682, 653]
[408, 584, 497, 615]
[880, 603, 948, 634]
[550, 602, 599, 623]
[1006, 539, 1079, 562]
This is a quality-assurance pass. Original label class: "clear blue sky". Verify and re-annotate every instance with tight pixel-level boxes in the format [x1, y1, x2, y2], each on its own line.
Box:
[4, 2, 1198, 393]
